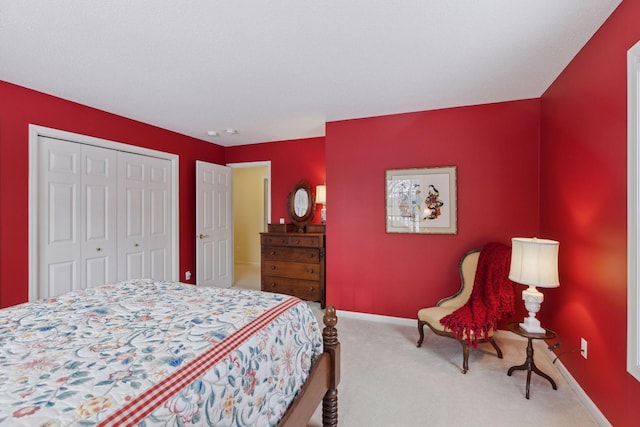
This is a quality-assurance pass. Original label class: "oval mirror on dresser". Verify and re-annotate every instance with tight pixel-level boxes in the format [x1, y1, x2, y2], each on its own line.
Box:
[288, 179, 315, 229]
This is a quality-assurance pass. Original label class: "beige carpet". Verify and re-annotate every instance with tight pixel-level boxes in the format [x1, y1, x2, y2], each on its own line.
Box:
[233, 263, 261, 291]
[233, 264, 602, 427]
[307, 309, 601, 427]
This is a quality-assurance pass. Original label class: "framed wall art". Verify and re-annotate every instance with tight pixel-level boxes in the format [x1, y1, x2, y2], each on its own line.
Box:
[385, 166, 457, 234]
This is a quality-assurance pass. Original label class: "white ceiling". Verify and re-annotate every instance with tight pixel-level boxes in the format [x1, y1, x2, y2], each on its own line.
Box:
[0, 1, 621, 147]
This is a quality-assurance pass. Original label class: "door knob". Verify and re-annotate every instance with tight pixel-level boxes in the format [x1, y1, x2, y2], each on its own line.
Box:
[198, 234, 209, 239]
[96, 247, 102, 252]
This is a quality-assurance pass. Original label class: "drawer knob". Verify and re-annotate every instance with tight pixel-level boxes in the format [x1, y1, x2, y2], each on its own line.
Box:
[269, 250, 276, 255]
[270, 265, 276, 270]
[293, 239, 300, 244]
[308, 269, 314, 274]
[270, 283, 276, 288]
[309, 287, 315, 291]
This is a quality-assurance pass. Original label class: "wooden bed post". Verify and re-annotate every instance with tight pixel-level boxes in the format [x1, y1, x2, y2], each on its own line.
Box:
[277, 305, 341, 427]
[322, 306, 340, 427]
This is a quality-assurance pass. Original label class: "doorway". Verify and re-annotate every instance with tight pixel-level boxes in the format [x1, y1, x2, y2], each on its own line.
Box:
[228, 161, 270, 291]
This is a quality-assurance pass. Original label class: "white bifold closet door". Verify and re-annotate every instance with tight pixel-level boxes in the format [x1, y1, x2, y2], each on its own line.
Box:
[117, 151, 172, 282]
[38, 137, 172, 299]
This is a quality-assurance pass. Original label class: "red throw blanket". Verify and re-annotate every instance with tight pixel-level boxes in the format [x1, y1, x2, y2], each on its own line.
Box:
[440, 242, 516, 347]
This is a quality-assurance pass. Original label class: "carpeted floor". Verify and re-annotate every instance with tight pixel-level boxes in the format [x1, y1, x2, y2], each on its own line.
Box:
[233, 263, 261, 291]
[307, 310, 601, 427]
[233, 264, 602, 427]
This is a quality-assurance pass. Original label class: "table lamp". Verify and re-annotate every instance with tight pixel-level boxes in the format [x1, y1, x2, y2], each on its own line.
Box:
[316, 184, 326, 224]
[509, 237, 560, 333]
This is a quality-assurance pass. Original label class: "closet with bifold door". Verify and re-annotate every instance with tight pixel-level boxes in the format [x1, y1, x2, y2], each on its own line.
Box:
[37, 136, 173, 299]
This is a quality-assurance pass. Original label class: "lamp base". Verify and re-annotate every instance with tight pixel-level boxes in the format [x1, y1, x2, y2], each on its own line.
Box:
[519, 317, 545, 334]
[520, 286, 546, 333]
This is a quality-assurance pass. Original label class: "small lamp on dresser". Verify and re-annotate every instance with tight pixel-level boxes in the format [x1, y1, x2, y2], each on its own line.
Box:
[509, 237, 560, 333]
[316, 184, 326, 224]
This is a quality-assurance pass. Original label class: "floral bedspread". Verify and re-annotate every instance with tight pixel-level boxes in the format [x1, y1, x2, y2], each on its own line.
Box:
[0, 280, 323, 426]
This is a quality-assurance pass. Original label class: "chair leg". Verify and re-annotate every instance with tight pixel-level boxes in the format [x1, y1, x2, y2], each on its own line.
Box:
[417, 320, 426, 347]
[489, 337, 503, 359]
[459, 341, 469, 374]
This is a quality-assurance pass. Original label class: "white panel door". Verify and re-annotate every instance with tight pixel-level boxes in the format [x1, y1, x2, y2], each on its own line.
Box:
[146, 156, 172, 280]
[38, 137, 82, 298]
[117, 152, 172, 281]
[196, 161, 232, 287]
[117, 152, 147, 280]
[39, 139, 119, 297]
[31, 126, 178, 301]
[82, 144, 118, 288]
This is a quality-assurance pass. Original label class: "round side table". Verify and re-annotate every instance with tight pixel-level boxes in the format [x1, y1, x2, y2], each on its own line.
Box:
[506, 321, 558, 399]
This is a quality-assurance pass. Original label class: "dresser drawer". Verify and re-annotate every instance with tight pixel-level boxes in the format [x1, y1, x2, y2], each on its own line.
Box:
[261, 235, 288, 246]
[287, 235, 321, 247]
[262, 276, 321, 301]
[262, 246, 319, 262]
[262, 260, 320, 280]
[260, 234, 322, 248]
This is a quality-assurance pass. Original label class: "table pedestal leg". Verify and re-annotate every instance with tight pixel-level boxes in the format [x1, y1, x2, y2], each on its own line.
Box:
[507, 338, 558, 399]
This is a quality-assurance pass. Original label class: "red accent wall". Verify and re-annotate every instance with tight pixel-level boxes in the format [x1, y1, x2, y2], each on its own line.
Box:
[540, 2, 639, 426]
[324, 99, 541, 319]
[0, 80, 225, 307]
[225, 137, 326, 224]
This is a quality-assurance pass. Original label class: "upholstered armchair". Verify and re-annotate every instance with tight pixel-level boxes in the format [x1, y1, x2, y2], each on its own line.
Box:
[417, 244, 515, 374]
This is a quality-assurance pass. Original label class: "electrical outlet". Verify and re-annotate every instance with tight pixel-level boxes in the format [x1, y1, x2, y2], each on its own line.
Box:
[581, 337, 588, 359]
[185, 271, 192, 281]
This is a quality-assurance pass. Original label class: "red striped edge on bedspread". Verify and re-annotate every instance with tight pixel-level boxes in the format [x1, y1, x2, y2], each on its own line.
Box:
[99, 296, 301, 427]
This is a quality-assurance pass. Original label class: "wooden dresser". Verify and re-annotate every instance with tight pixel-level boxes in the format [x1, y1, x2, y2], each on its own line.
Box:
[260, 224, 325, 308]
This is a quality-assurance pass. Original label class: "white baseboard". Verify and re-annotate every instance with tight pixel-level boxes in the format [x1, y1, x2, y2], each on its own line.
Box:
[335, 309, 611, 426]
[336, 309, 416, 327]
[234, 261, 260, 267]
[541, 347, 612, 427]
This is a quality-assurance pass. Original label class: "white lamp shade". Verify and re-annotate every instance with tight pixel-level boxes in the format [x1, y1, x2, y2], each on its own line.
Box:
[316, 185, 326, 205]
[509, 237, 560, 288]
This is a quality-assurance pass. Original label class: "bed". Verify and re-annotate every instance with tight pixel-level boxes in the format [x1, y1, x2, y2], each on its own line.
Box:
[0, 279, 340, 426]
